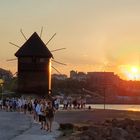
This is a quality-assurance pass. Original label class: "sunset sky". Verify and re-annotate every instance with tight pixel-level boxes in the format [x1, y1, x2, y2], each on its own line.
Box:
[0, 0, 140, 80]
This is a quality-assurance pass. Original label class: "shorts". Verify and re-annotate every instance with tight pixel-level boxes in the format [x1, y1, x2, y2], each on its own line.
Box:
[39, 115, 46, 122]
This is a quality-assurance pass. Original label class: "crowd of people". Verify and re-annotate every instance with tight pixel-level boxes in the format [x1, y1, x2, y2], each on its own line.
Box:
[0, 95, 87, 132]
[62, 97, 86, 110]
[0, 97, 56, 132]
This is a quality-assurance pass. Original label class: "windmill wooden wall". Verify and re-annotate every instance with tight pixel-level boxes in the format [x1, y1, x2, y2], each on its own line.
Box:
[15, 32, 53, 96]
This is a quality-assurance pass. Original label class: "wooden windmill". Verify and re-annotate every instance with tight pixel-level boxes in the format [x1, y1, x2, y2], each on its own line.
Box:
[8, 29, 66, 97]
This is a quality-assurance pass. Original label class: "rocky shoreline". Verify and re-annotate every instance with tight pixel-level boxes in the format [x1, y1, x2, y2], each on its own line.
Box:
[58, 118, 140, 140]
[55, 109, 140, 140]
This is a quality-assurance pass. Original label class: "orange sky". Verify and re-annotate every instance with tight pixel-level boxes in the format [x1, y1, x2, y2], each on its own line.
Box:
[0, 0, 140, 80]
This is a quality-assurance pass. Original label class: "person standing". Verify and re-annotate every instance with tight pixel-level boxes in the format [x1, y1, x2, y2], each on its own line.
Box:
[33, 99, 38, 122]
[46, 101, 55, 132]
[0, 99, 2, 110]
[40, 101, 47, 130]
[27, 101, 33, 114]
[36, 101, 42, 126]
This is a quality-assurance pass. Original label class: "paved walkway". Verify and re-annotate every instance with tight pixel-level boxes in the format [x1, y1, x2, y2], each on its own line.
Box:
[12, 121, 61, 140]
[0, 111, 61, 140]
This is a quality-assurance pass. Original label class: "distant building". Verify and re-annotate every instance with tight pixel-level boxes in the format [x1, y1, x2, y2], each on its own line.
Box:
[87, 72, 120, 86]
[119, 80, 140, 96]
[70, 70, 77, 79]
[70, 70, 87, 81]
[0, 68, 13, 82]
[77, 72, 87, 81]
[52, 74, 67, 80]
[87, 72, 121, 97]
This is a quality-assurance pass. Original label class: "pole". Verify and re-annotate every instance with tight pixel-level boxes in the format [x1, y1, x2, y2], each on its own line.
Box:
[104, 87, 106, 110]
[1, 84, 3, 100]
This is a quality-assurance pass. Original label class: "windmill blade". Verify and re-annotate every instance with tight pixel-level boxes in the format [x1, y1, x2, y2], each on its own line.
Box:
[51, 48, 66, 52]
[40, 26, 43, 38]
[45, 33, 56, 46]
[52, 59, 67, 66]
[51, 66, 61, 74]
[20, 29, 27, 40]
[9, 42, 20, 48]
[7, 58, 17, 61]
[83, 88, 104, 99]
[13, 72, 18, 76]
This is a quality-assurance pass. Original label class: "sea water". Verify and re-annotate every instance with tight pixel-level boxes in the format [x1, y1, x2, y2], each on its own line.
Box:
[87, 104, 140, 111]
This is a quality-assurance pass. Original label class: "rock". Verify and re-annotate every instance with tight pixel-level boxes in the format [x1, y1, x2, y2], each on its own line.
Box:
[125, 125, 134, 133]
[111, 118, 118, 127]
[81, 130, 98, 139]
[74, 125, 89, 131]
[134, 120, 140, 131]
[80, 135, 91, 140]
[101, 127, 111, 138]
[111, 127, 129, 140]
[120, 118, 134, 129]
[60, 119, 140, 140]
[81, 126, 89, 131]
[72, 131, 82, 136]
[103, 120, 112, 126]
[60, 123, 74, 130]
[124, 118, 134, 126]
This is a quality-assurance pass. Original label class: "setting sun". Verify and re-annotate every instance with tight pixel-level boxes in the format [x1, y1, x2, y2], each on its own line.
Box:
[120, 65, 140, 80]
[127, 66, 140, 80]
[131, 67, 138, 73]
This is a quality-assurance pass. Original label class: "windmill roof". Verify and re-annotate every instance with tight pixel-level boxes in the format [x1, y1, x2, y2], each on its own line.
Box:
[15, 32, 53, 58]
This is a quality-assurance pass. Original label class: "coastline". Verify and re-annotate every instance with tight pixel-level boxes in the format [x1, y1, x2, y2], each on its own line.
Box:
[1, 109, 140, 140]
[55, 109, 140, 140]
[55, 109, 140, 124]
[59, 104, 140, 112]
